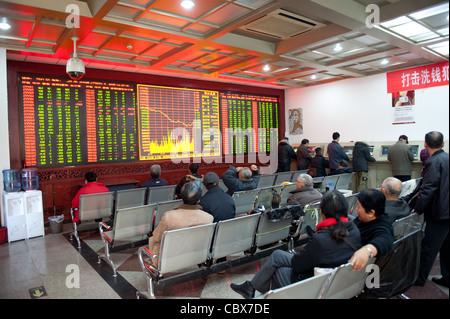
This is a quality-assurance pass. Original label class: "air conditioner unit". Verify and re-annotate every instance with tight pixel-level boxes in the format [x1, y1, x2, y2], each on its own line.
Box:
[241, 9, 325, 40]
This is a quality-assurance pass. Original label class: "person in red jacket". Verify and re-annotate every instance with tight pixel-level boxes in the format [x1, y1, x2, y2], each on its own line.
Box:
[71, 172, 110, 222]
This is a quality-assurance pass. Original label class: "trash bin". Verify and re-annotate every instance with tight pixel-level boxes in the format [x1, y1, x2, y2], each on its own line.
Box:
[48, 215, 64, 234]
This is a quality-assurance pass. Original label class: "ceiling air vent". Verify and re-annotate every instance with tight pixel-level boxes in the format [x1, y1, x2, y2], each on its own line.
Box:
[241, 9, 325, 40]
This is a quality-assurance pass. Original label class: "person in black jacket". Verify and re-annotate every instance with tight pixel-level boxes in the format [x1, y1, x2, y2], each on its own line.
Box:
[352, 141, 376, 192]
[380, 177, 411, 223]
[413, 131, 449, 288]
[199, 172, 235, 223]
[310, 147, 329, 177]
[349, 189, 394, 271]
[327, 132, 349, 174]
[175, 163, 203, 198]
[277, 137, 297, 172]
[230, 190, 362, 298]
[296, 139, 312, 170]
[221, 165, 259, 196]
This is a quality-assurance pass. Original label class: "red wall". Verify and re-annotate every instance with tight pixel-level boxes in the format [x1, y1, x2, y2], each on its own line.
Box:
[7, 60, 285, 221]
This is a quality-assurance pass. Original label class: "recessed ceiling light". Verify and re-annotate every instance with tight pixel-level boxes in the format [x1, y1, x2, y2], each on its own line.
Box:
[0, 18, 11, 30]
[381, 59, 389, 65]
[311, 74, 317, 80]
[334, 44, 343, 52]
[181, 0, 195, 9]
[263, 64, 270, 72]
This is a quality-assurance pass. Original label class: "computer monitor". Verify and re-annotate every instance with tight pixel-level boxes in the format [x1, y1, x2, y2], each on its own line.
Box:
[343, 146, 353, 156]
[381, 146, 389, 156]
[410, 145, 419, 156]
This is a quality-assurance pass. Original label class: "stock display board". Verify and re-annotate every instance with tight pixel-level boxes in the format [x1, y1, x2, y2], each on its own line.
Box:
[220, 92, 279, 155]
[19, 73, 280, 167]
[137, 84, 221, 161]
[19, 73, 138, 167]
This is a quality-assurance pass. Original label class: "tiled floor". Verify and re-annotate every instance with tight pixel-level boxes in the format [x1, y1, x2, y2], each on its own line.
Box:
[0, 223, 448, 300]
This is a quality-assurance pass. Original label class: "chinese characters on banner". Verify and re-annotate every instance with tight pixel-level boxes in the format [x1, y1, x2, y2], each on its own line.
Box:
[387, 61, 449, 125]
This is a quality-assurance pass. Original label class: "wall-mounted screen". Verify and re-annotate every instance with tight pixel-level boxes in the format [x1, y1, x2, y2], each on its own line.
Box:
[220, 92, 279, 155]
[18, 73, 281, 167]
[369, 146, 374, 156]
[19, 73, 138, 167]
[137, 84, 221, 161]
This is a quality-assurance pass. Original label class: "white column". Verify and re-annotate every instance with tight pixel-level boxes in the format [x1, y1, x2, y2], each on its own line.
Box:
[0, 48, 11, 226]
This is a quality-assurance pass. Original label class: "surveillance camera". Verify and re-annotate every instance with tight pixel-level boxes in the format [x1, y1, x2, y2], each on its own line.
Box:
[66, 56, 85, 80]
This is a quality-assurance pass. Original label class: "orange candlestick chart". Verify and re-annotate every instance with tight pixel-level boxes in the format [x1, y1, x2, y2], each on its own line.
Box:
[137, 84, 221, 161]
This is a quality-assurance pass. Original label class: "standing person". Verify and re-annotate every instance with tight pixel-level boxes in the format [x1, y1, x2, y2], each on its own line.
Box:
[296, 139, 312, 170]
[71, 171, 110, 223]
[277, 137, 297, 173]
[199, 172, 235, 223]
[352, 141, 376, 192]
[310, 147, 329, 177]
[327, 132, 349, 174]
[387, 135, 414, 182]
[413, 131, 449, 288]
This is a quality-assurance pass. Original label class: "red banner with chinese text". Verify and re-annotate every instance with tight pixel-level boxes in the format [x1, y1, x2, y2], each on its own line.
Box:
[386, 61, 449, 93]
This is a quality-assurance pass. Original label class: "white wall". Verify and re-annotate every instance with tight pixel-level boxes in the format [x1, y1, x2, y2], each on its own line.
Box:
[285, 73, 449, 145]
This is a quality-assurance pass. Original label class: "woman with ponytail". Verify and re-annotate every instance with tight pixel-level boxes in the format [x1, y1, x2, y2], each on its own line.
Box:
[230, 190, 362, 299]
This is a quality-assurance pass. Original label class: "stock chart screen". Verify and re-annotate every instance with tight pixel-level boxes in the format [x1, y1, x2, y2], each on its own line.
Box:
[19, 73, 138, 167]
[137, 84, 221, 161]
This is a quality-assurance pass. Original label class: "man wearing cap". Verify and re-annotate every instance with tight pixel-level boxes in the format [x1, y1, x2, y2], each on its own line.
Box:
[388, 135, 415, 182]
[199, 172, 236, 223]
[147, 180, 213, 266]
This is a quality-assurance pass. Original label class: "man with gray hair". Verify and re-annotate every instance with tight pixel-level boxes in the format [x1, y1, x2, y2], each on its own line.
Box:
[140, 164, 169, 188]
[222, 165, 260, 196]
[286, 173, 322, 206]
[380, 177, 411, 223]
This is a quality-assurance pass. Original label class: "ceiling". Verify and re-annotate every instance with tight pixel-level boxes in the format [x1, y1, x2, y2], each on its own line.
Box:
[0, 0, 448, 89]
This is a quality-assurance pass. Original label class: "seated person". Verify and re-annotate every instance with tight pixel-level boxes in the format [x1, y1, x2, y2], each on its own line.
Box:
[147, 180, 213, 267]
[230, 190, 361, 298]
[71, 171, 110, 223]
[380, 177, 411, 223]
[329, 160, 353, 176]
[221, 165, 259, 196]
[310, 147, 329, 177]
[199, 172, 235, 223]
[349, 189, 395, 271]
[175, 163, 203, 198]
[140, 164, 168, 188]
[286, 173, 322, 207]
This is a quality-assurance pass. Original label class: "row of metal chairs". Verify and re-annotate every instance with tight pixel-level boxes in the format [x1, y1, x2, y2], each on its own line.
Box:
[258, 170, 309, 187]
[69, 186, 179, 249]
[312, 172, 354, 193]
[263, 212, 424, 299]
[136, 206, 304, 299]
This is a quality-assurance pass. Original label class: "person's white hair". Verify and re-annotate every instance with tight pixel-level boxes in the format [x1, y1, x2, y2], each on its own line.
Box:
[297, 173, 313, 187]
